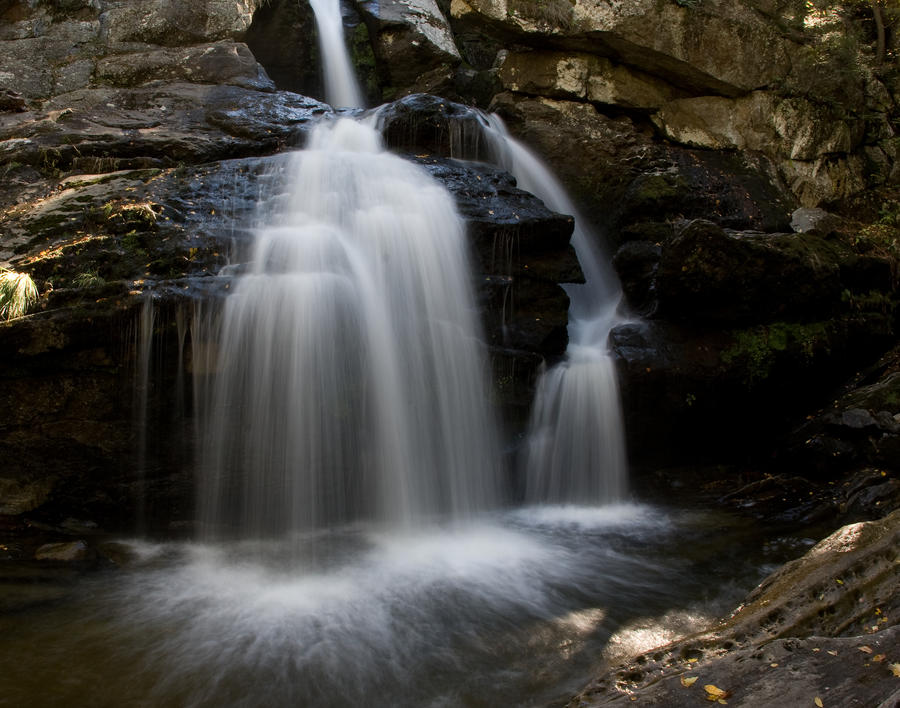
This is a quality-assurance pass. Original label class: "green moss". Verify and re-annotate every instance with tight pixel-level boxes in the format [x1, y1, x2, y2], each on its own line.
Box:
[842, 288, 896, 315]
[721, 321, 831, 386]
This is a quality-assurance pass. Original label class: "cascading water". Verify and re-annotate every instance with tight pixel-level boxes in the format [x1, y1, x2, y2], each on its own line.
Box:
[309, 0, 364, 108]
[0, 7, 804, 707]
[479, 116, 629, 504]
[197, 117, 501, 536]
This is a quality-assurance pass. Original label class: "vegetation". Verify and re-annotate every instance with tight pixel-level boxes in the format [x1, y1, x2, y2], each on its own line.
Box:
[0, 268, 38, 320]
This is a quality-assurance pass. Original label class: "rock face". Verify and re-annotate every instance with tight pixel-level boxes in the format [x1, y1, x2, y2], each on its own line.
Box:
[0, 83, 577, 531]
[569, 510, 900, 708]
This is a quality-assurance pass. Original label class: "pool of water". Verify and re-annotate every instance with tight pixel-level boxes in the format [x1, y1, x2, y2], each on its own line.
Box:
[0, 504, 812, 707]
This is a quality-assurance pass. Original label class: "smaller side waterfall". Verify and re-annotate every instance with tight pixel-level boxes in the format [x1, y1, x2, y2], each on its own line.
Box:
[309, 0, 364, 109]
[479, 115, 628, 504]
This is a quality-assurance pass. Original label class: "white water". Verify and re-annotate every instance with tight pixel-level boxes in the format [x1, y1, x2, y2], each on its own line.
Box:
[3, 505, 777, 708]
[479, 116, 628, 503]
[308, 0, 364, 108]
[196, 117, 501, 536]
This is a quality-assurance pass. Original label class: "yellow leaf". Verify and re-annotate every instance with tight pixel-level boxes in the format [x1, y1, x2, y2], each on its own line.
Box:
[890, 663, 900, 677]
[815, 698, 823, 707]
[704, 684, 728, 698]
[859, 646, 874, 654]
[681, 676, 698, 687]
[826, 650, 838, 656]
[873, 654, 886, 662]
[770, 663, 779, 668]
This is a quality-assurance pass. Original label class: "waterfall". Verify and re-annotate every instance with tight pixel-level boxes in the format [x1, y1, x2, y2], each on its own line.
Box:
[308, 0, 364, 109]
[479, 116, 628, 503]
[197, 118, 501, 536]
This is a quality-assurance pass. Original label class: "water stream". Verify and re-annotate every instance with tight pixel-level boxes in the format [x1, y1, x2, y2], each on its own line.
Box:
[478, 117, 628, 503]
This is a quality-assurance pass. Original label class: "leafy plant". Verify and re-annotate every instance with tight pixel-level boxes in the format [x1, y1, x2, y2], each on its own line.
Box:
[73, 270, 105, 289]
[0, 268, 38, 320]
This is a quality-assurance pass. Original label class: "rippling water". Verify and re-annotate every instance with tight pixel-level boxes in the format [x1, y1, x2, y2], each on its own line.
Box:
[0, 504, 807, 708]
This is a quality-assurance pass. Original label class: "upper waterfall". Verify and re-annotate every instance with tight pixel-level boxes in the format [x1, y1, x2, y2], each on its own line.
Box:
[309, 0, 364, 108]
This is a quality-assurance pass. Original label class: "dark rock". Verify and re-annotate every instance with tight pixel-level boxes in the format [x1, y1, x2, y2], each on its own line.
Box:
[0, 89, 27, 112]
[376, 93, 489, 158]
[244, 0, 324, 97]
[612, 240, 660, 316]
[654, 219, 897, 325]
[827, 408, 879, 432]
[785, 348, 900, 478]
[611, 313, 895, 466]
[356, 0, 461, 99]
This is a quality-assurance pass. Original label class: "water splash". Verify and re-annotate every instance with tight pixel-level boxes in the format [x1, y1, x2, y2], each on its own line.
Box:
[309, 0, 364, 109]
[479, 115, 628, 504]
[197, 118, 501, 537]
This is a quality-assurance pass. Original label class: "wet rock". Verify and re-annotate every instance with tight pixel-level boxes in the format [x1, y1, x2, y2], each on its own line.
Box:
[35, 540, 89, 562]
[0, 85, 330, 182]
[376, 93, 488, 159]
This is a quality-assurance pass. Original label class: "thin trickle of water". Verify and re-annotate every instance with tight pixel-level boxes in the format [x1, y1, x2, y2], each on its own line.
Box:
[478, 115, 629, 504]
[309, 0, 364, 109]
[133, 290, 156, 534]
[197, 118, 501, 537]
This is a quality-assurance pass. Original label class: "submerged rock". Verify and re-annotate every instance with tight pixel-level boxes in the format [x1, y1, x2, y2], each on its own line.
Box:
[35, 540, 89, 562]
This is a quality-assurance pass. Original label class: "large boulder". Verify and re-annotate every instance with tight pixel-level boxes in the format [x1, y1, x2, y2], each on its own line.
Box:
[569, 510, 900, 707]
[357, 0, 462, 98]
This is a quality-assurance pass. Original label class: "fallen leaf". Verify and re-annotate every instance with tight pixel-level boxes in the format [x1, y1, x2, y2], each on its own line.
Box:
[873, 654, 886, 662]
[681, 676, 698, 687]
[770, 663, 779, 668]
[704, 684, 730, 700]
[687, 657, 699, 663]
[814, 698, 823, 707]
[890, 663, 900, 677]
[827, 650, 838, 656]
[859, 646, 874, 654]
